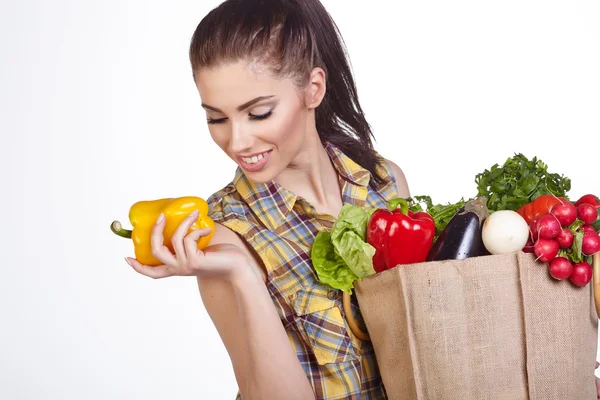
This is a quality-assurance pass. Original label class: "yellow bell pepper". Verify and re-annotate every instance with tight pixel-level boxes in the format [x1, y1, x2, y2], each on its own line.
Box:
[111, 196, 215, 266]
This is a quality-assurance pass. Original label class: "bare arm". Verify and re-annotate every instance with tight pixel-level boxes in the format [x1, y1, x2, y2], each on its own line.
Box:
[197, 224, 315, 400]
[128, 213, 314, 399]
[385, 158, 411, 198]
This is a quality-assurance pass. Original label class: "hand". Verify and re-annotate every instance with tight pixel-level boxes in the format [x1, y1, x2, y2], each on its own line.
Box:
[596, 361, 600, 399]
[125, 210, 250, 280]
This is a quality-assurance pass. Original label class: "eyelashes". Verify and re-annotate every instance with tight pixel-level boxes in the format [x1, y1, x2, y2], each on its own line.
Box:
[207, 110, 273, 125]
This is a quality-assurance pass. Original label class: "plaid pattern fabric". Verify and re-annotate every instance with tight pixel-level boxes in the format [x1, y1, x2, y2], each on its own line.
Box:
[207, 142, 400, 400]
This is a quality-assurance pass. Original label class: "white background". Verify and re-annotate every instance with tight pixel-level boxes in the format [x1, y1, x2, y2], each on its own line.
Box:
[1, 0, 599, 399]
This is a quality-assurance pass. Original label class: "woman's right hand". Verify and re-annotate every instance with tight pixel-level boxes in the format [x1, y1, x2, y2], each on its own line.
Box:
[125, 210, 252, 280]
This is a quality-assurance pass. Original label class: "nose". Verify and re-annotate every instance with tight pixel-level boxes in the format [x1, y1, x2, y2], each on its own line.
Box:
[228, 122, 254, 154]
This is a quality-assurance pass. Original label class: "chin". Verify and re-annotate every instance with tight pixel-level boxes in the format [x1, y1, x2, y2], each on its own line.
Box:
[242, 167, 278, 184]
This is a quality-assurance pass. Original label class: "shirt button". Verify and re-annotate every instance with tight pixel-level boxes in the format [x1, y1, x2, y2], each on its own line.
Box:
[327, 289, 337, 300]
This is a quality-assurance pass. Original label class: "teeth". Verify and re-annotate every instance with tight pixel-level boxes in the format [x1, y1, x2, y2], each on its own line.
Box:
[242, 152, 267, 164]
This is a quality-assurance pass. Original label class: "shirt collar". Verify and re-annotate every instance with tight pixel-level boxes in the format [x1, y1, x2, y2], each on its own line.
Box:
[233, 142, 371, 231]
[324, 141, 371, 187]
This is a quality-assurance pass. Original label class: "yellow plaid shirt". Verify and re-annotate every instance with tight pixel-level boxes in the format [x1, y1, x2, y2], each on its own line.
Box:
[206, 142, 400, 399]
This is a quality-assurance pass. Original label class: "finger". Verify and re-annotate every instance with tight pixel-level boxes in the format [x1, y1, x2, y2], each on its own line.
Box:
[151, 213, 177, 266]
[184, 228, 212, 261]
[125, 257, 173, 279]
[171, 210, 200, 261]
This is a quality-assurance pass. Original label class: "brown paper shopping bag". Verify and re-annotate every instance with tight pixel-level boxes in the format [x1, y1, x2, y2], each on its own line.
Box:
[347, 252, 599, 400]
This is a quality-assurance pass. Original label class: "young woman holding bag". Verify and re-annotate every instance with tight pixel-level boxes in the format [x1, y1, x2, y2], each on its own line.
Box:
[126, 0, 408, 398]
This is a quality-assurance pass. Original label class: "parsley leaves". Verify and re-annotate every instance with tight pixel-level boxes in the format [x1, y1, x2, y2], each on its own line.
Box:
[475, 153, 571, 211]
[408, 153, 572, 236]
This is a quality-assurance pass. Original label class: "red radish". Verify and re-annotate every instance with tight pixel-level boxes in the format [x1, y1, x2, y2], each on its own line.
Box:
[550, 201, 577, 227]
[523, 238, 535, 253]
[529, 218, 540, 241]
[548, 257, 573, 280]
[536, 215, 561, 239]
[575, 194, 600, 208]
[534, 238, 559, 262]
[556, 228, 574, 248]
[582, 231, 600, 255]
[569, 261, 593, 287]
[581, 225, 597, 236]
[577, 203, 598, 225]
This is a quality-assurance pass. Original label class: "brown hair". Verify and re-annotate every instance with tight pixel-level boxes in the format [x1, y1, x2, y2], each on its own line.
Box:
[189, 0, 385, 186]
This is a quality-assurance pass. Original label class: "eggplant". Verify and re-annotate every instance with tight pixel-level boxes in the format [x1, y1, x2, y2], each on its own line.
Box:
[427, 196, 490, 261]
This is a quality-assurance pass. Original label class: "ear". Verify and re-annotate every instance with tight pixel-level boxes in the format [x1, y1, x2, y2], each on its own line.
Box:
[304, 67, 326, 109]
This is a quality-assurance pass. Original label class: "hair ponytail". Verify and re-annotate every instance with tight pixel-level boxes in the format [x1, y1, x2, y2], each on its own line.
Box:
[189, 0, 385, 186]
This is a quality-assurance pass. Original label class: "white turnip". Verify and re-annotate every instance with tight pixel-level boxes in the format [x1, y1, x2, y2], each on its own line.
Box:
[482, 210, 530, 255]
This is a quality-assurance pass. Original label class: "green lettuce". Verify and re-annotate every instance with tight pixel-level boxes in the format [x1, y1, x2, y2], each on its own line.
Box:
[330, 204, 376, 279]
[311, 231, 359, 294]
[311, 204, 376, 294]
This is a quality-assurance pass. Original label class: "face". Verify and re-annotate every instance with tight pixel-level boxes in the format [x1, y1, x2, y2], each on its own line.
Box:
[194, 60, 324, 184]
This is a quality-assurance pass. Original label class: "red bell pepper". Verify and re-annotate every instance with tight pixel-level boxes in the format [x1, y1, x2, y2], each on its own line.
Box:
[367, 198, 436, 273]
[516, 194, 568, 225]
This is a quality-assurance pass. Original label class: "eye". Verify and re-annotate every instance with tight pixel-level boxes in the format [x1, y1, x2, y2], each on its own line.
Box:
[249, 110, 273, 121]
[207, 117, 227, 125]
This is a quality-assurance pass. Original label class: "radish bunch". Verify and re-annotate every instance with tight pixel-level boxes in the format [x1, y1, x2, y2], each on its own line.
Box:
[523, 195, 600, 287]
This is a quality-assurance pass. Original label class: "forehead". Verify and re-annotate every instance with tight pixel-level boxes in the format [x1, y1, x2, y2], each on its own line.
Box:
[194, 61, 297, 107]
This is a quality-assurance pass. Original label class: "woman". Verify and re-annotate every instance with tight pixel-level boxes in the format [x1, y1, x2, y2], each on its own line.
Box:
[126, 0, 405, 398]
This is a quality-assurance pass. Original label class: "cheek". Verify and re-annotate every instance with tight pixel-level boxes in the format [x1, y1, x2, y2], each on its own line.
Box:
[268, 106, 306, 143]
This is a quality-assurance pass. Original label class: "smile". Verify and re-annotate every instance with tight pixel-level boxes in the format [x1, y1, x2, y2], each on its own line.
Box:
[241, 151, 270, 164]
[236, 150, 273, 173]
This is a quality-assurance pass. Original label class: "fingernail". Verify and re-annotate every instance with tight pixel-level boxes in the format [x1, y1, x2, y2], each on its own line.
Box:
[124, 257, 132, 266]
[191, 209, 199, 217]
[156, 213, 165, 224]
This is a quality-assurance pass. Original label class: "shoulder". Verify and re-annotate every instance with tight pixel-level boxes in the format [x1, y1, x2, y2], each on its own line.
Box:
[206, 181, 251, 223]
[382, 157, 410, 198]
[208, 222, 269, 283]
[205, 185, 268, 283]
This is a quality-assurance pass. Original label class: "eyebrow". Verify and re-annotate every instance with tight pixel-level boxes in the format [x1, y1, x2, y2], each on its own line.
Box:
[201, 95, 275, 113]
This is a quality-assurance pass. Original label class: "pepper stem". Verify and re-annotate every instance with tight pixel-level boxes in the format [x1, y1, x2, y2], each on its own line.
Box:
[111, 220, 132, 239]
[388, 198, 409, 214]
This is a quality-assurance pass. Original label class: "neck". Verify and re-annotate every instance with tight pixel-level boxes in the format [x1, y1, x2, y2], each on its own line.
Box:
[274, 132, 341, 209]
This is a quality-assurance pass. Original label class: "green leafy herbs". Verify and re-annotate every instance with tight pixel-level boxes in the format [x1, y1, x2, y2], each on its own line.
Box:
[311, 204, 376, 294]
[408, 195, 467, 239]
[474, 153, 571, 212]
[409, 153, 572, 236]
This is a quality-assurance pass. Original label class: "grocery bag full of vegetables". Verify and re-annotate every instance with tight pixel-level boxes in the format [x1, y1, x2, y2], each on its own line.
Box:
[310, 153, 599, 400]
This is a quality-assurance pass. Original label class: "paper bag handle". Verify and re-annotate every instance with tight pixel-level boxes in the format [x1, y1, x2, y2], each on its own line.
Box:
[593, 252, 600, 318]
[342, 291, 371, 341]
